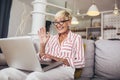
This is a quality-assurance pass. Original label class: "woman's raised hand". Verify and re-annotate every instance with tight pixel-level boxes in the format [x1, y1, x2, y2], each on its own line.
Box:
[38, 27, 50, 45]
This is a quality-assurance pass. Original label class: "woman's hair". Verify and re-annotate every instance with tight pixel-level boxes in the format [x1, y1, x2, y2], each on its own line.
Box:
[55, 10, 72, 20]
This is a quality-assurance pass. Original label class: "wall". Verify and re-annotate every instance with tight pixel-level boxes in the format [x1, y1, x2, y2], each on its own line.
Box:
[8, 0, 32, 37]
[102, 12, 120, 39]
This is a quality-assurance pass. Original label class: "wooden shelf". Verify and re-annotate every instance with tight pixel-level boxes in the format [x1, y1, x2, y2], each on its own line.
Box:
[87, 27, 101, 29]
[71, 28, 86, 32]
[117, 33, 120, 35]
[82, 35, 86, 38]
[104, 27, 116, 30]
[71, 27, 101, 40]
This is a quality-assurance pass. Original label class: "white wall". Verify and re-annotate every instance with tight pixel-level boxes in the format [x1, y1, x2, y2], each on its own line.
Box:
[8, 0, 32, 37]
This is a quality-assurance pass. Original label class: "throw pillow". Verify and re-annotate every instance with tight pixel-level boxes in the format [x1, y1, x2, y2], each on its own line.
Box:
[81, 40, 95, 78]
[95, 40, 120, 79]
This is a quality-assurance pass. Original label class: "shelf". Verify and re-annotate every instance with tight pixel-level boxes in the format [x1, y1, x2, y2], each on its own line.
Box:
[117, 33, 120, 35]
[104, 27, 116, 30]
[82, 35, 86, 39]
[71, 28, 86, 32]
[87, 27, 101, 29]
[70, 27, 101, 40]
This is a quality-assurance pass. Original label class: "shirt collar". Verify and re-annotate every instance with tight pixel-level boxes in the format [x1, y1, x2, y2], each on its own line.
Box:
[56, 30, 72, 40]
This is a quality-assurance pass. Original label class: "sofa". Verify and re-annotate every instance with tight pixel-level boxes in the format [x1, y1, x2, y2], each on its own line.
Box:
[0, 39, 120, 80]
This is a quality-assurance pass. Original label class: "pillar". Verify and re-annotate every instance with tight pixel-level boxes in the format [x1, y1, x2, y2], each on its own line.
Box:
[31, 0, 47, 35]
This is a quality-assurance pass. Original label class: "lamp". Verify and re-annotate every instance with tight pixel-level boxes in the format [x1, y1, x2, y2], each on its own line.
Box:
[87, 0, 100, 16]
[113, 0, 119, 15]
[71, 16, 79, 24]
[77, 9, 80, 15]
[71, 0, 79, 25]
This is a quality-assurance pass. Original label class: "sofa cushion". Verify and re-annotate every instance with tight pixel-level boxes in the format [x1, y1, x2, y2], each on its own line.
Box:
[95, 40, 120, 79]
[80, 40, 94, 78]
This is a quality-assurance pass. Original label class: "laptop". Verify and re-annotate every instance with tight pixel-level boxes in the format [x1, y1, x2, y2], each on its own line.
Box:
[0, 36, 63, 72]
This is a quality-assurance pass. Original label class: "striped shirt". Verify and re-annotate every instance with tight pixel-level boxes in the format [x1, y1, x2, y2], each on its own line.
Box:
[42, 31, 85, 68]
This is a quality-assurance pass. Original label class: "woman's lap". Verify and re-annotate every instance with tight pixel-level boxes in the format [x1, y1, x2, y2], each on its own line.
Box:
[0, 66, 75, 80]
[26, 66, 75, 80]
[0, 67, 27, 80]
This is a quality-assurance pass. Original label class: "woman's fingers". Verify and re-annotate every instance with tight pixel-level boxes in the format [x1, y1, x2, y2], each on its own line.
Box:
[40, 27, 45, 36]
[38, 27, 46, 37]
[43, 27, 46, 35]
[43, 54, 51, 59]
[38, 27, 50, 44]
[40, 27, 43, 35]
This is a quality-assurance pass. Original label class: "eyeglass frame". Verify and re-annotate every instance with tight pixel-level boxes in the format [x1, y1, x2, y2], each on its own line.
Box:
[52, 20, 69, 26]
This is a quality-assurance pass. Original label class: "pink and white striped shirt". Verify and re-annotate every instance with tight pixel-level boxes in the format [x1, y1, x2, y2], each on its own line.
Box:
[43, 31, 85, 68]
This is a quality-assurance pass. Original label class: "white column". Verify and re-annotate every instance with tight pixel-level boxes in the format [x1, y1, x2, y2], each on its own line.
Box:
[31, 0, 47, 35]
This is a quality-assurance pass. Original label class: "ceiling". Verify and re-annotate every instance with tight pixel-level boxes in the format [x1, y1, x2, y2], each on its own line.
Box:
[47, 0, 120, 14]
[20, 0, 120, 15]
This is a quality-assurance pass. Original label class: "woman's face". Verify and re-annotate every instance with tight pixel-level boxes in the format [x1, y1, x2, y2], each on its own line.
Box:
[53, 17, 71, 34]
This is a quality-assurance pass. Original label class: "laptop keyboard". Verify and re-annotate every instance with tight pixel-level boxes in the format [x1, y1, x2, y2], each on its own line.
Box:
[41, 64, 49, 68]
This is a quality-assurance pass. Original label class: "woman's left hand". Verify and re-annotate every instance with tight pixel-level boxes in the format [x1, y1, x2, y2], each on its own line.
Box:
[43, 54, 59, 61]
[43, 54, 70, 66]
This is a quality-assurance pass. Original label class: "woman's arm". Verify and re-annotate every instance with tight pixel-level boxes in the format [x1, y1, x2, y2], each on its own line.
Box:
[43, 54, 70, 66]
[73, 35, 85, 68]
[38, 27, 50, 58]
[39, 44, 46, 57]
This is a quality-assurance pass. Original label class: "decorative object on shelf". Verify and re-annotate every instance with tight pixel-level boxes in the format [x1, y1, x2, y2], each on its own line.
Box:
[87, 0, 100, 16]
[71, 27, 86, 32]
[117, 28, 120, 35]
[104, 26, 116, 30]
[70, 27, 86, 39]
[113, 0, 119, 15]
[93, 22, 101, 27]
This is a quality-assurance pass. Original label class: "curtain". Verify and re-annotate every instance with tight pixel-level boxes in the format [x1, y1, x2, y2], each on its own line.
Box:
[0, 0, 12, 38]
[0, 0, 12, 53]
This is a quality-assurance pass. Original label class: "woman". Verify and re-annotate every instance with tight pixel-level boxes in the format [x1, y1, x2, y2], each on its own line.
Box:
[0, 10, 85, 80]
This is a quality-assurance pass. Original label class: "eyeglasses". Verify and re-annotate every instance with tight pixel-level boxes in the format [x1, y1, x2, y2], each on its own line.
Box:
[52, 20, 69, 26]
